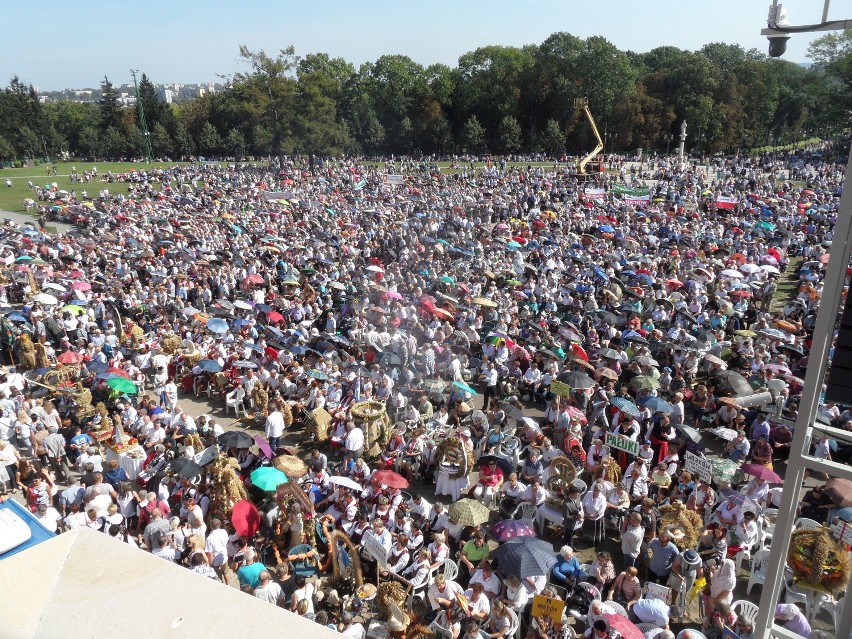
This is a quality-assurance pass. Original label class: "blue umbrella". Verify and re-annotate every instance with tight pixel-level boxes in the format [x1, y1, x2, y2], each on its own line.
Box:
[233, 318, 251, 328]
[641, 396, 674, 413]
[593, 266, 609, 281]
[255, 304, 273, 313]
[197, 359, 224, 373]
[266, 326, 284, 339]
[493, 536, 557, 578]
[86, 360, 108, 373]
[250, 467, 289, 491]
[612, 397, 641, 417]
[206, 318, 229, 334]
[599, 225, 615, 233]
[306, 369, 329, 381]
[452, 380, 479, 395]
[7, 312, 28, 322]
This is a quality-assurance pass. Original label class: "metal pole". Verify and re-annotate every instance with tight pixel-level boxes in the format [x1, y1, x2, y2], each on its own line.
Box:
[754, 141, 852, 639]
[678, 121, 687, 170]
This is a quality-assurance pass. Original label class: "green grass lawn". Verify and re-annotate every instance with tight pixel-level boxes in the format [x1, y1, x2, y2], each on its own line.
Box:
[0, 161, 190, 213]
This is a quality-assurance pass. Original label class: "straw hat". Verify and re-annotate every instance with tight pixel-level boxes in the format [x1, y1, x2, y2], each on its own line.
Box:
[385, 602, 410, 633]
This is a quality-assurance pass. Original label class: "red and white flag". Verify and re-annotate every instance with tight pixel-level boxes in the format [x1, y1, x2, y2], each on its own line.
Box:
[716, 195, 738, 210]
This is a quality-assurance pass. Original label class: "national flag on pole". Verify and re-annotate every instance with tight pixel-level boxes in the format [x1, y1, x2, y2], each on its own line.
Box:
[716, 195, 738, 210]
[584, 188, 606, 200]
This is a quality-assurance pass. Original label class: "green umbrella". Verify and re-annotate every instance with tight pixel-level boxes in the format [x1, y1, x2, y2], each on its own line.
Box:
[452, 380, 479, 395]
[440, 275, 456, 285]
[250, 466, 289, 491]
[631, 375, 661, 390]
[506, 279, 522, 286]
[106, 377, 138, 394]
[447, 498, 491, 526]
[63, 305, 85, 315]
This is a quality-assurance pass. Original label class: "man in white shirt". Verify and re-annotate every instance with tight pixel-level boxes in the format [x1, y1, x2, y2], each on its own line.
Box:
[407, 494, 432, 522]
[265, 404, 287, 450]
[204, 518, 230, 580]
[345, 422, 365, 459]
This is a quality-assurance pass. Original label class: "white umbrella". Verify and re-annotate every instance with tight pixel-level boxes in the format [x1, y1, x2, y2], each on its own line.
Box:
[365, 265, 384, 273]
[720, 269, 743, 279]
[233, 300, 253, 310]
[739, 263, 760, 274]
[32, 293, 58, 306]
[42, 282, 66, 292]
[760, 264, 780, 274]
[327, 476, 364, 491]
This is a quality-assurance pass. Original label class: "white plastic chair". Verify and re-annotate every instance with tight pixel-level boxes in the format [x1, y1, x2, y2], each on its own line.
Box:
[408, 565, 439, 609]
[784, 570, 816, 619]
[746, 549, 770, 594]
[578, 581, 601, 602]
[734, 547, 751, 573]
[606, 601, 628, 617]
[513, 502, 538, 527]
[793, 517, 822, 530]
[731, 600, 759, 624]
[225, 387, 246, 417]
[441, 558, 459, 582]
[507, 607, 520, 639]
[811, 592, 843, 628]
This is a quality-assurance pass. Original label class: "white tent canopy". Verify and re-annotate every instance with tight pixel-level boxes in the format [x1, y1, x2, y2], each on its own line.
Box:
[0, 527, 339, 639]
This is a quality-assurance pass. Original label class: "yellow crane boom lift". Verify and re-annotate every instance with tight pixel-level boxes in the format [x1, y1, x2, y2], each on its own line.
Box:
[574, 97, 604, 175]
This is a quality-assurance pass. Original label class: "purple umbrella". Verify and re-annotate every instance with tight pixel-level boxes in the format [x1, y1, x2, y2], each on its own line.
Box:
[491, 519, 537, 542]
[254, 435, 274, 460]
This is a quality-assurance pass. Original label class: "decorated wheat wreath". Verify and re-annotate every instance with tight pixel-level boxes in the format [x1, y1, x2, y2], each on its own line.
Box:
[788, 526, 851, 592]
[435, 436, 474, 481]
[658, 500, 703, 550]
[545, 456, 577, 509]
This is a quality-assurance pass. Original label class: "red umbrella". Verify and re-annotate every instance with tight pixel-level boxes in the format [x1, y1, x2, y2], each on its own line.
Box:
[371, 469, 409, 489]
[491, 519, 536, 542]
[106, 367, 131, 379]
[266, 311, 285, 323]
[570, 343, 589, 362]
[71, 281, 91, 291]
[245, 274, 264, 285]
[602, 614, 643, 639]
[740, 464, 782, 483]
[264, 346, 279, 359]
[432, 308, 454, 321]
[231, 499, 261, 538]
[57, 351, 83, 364]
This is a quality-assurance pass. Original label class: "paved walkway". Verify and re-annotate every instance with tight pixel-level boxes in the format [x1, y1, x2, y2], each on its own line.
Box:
[0, 209, 72, 235]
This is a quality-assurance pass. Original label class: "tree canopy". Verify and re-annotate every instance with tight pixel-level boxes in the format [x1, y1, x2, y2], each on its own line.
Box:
[1, 32, 849, 162]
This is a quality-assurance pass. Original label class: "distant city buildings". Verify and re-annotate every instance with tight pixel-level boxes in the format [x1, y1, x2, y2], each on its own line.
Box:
[37, 82, 224, 104]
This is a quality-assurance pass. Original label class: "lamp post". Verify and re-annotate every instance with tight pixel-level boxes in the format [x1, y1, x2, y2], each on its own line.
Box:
[678, 120, 687, 170]
[664, 133, 673, 155]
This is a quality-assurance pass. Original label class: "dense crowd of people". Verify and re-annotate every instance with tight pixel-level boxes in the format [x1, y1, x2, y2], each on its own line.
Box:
[0, 148, 846, 639]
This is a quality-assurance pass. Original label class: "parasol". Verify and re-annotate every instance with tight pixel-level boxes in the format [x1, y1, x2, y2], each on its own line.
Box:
[371, 469, 410, 489]
[106, 377, 138, 394]
[57, 351, 83, 365]
[740, 464, 782, 483]
[250, 466, 289, 491]
[167, 457, 203, 479]
[231, 499, 261, 538]
[493, 537, 558, 578]
[254, 435, 275, 460]
[217, 430, 255, 449]
[196, 359, 223, 373]
[612, 397, 641, 417]
[490, 519, 536, 542]
[327, 475, 365, 491]
[556, 371, 596, 390]
[452, 380, 479, 395]
[448, 498, 491, 526]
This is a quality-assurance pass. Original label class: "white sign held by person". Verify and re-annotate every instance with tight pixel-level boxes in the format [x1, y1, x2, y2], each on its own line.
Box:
[605, 433, 638, 456]
[363, 531, 388, 568]
[384, 175, 405, 186]
[685, 451, 713, 483]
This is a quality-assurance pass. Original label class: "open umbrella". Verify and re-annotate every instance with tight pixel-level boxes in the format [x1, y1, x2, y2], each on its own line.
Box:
[598, 347, 621, 360]
[371, 469, 410, 489]
[218, 431, 255, 449]
[612, 397, 641, 417]
[452, 380, 479, 395]
[206, 317, 229, 334]
[32, 292, 58, 305]
[106, 377, 138, 395]
[448, 498, 491, 526]
[273, 454, 308, 478]
[478, 454, 516, 476]
[642, 397, 674, 414]
[740, 464, 782, 483]
[602, 614, 644, 639]
[306, 369, 330, 381]
[597, 368, 619, 381]
[328, 475, 365, 491]
[556, 371, 596, 390]
[254, 435, 275, 460]
[472, 297, 498, 308]
[713, 370, 752, 396]
[631, 375, 661, 390]
[674, 423, 704, 447]
[57, 351, 83, 365]
[491, 519, 536, 542]
[823, 478, 852, 508]
[233, 360, 259, 369]
[196, 359, 223, 373]
[250, 466, 289, 491]
[231, 499, 261, 538]
[493, 537, 558, 578]
[168, 457, 203, 479]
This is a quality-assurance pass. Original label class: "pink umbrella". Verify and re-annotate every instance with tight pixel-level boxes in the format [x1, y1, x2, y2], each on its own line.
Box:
[254, 435, 275, 460]
[491, 519, 536, 542]
[566, 406, 588, 424]
[384, 291, 403, 301]
[71, 281, 91, 291]
[231, 499, 261, 537]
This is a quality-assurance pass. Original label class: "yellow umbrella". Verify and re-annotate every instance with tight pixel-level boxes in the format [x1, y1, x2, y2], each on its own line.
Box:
[472, 297, 497, 308]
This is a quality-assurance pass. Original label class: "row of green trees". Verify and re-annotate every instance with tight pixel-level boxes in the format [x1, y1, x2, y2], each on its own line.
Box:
[1, 31, 850, 161]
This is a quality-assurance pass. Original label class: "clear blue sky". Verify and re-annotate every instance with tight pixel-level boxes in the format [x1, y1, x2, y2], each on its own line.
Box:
[1, 0, 836, 90]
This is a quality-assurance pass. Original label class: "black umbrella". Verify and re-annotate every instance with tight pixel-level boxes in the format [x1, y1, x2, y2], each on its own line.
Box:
[675, 309, 699, 324]
[778, 343, 804, 356]
[556, 371, 596, 390]
[713, 370, 752, 396]
[623, 334, 649, 344]
[218, 431, 255, 449]
[168, 457, 203, 479]
[673, 423, 705, 447]
[478, 454, 516, 475]
[610, 276, 627, 291]
[493, 537, 558, 578]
